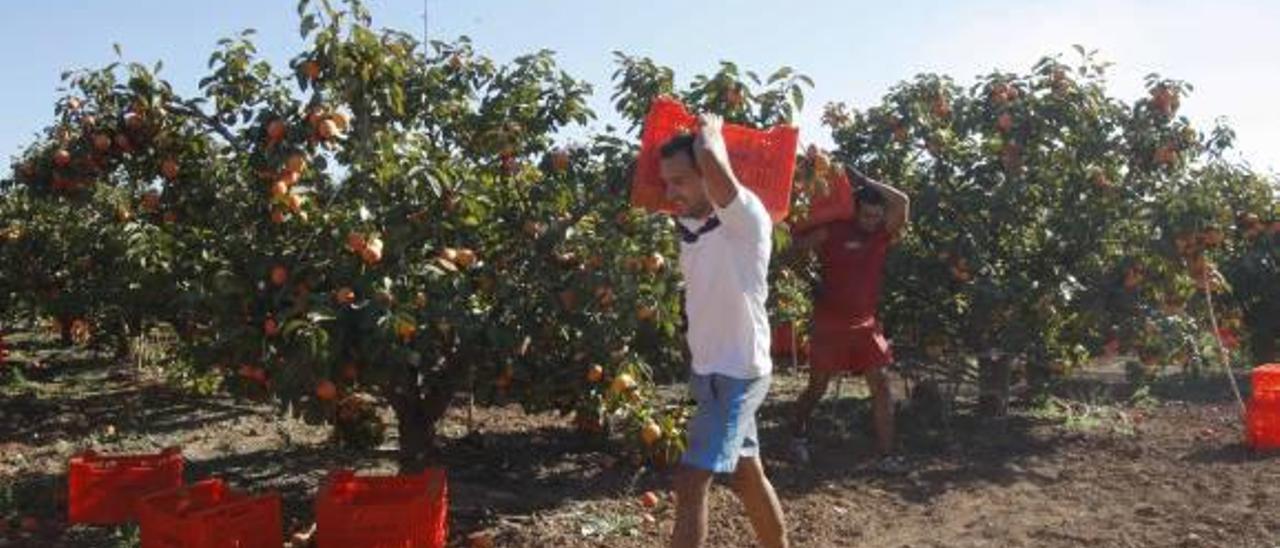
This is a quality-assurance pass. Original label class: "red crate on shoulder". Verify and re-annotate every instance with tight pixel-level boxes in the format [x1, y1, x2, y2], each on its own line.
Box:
[137, 478, 281, 548]
[1247, 363, 1280, 450]
[68, 447, 184, 525]
[315, 468, 448, 548]
[791, 167, 855, 234]
[631, 96, 798, 223]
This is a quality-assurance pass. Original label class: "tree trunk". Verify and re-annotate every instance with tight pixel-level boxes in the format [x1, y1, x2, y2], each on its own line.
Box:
[978, 352, 1011, 418]
[391, 356, 463, 474]
[58, 314, 73, 347]
[392, 391, 431, 474]
[1250, 321, 1277, 365]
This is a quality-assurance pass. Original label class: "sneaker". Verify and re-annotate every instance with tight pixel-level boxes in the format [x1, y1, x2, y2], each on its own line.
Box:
[789, 437, 812, 466]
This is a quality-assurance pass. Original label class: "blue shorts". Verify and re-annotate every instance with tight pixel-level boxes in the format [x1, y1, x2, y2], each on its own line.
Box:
[681, 373, 772, 474]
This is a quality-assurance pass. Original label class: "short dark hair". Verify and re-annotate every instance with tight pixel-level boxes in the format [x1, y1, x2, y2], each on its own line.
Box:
[855, 185, 886, 207]
[659, 133, 697, 166]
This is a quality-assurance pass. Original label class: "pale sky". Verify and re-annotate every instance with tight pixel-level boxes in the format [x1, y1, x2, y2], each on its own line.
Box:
[2, 1, 1277, 176]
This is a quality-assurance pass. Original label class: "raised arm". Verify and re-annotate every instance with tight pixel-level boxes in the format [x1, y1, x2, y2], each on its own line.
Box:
[693, 113, 740, 209]
[848, 165, 909, 238]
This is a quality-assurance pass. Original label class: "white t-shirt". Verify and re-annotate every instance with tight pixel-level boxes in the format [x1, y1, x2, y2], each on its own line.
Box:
[677, 186, 773, 379]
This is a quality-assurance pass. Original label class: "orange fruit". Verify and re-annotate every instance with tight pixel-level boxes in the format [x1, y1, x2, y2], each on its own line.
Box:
[523, 221, 545, 238]
[316, 380, 338, 401]
[455, 248, 477, 269]
[271, 210, 286, 224]
[610, 373, 637, 395]
[346, 232, 367, 253]
[270, 180, 289, 198]
[559, 289, 578, 311]
[640, 421, 662, 446]
[996, 113, 1014, 133]
[643, 252, 665, 274]
[267, 120, 287, 142]
[467, 531, 494, 548]
[285, 154, 307, 175]
[1090, 169, 1110, 189]
[331, 112, 350, 132]
[362, 237, 384, 265]
[124, 111, 145, 131]
[270, 265, 289, 287]
[53, 149, 72, 167]
[640, 491, 660, 509]
[160, 158, 180, 181]
[285, 193, 305, 213]
[340, 363, 359, 381]
[92, 133, 112, 152]
[335, 287, 356, 305]
[636, 306, 657, 322]
[301, 61, 321, 81]
[396, 320, 417, 342]
[318, 119, 340, 139]
[586, 365, 604, 383]
[549, 149, 570, 173]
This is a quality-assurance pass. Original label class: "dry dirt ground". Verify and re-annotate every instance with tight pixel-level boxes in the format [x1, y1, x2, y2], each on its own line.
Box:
[1, 329, 1277, 547]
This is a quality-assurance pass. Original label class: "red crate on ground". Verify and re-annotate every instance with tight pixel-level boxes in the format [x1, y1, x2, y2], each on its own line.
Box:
[68, 447, 184, 525]
[631, 96, 798, 223]
[315, 468, 448, 548]
[1252, 363, 1280, 396]
[1247, 363, 1280, 450]
[137, 478, 281, 548]
[770, 322, 810, 362]
[771, 322, 794, 356]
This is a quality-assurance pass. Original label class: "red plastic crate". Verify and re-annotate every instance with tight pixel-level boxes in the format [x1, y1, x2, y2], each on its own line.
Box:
[1247, 364, 1280, 450]
[137, 478, 281, 548]
[315, 468, 448, 548]
[792, 167, 855, 234]
[631, 96, 798, 223]
[68, 447, 184, 525]
[770, 322, 810, 361]
[1252, 363, 1280, 396]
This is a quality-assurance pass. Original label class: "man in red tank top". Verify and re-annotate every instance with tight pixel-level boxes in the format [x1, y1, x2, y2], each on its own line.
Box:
[783, 166, 909, 468]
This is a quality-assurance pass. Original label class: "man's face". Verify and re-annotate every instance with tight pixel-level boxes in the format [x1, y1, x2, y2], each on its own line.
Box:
[856, 202, 886, 232]
[661, 153, 712, 218]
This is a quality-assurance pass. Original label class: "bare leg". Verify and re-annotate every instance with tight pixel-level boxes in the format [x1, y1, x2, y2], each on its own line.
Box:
[670, 465, 714, 548]
[866, 367, 895, 456]
[790, 369, 835, 438]
[728, 457, 789, 548]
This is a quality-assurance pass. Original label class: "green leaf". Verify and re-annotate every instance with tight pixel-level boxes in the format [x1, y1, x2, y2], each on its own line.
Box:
[300, 14, 318, 38]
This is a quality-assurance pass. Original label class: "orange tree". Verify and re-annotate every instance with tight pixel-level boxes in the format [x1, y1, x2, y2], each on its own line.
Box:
[2, 77, 202, 355]
[819, 48, 1276, 410]
[1, 1, 724, 469]
[2, 4, 816, 469]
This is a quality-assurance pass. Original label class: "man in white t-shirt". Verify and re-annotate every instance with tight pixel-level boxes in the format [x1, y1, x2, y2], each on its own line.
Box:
[660, 114, 788, 548]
